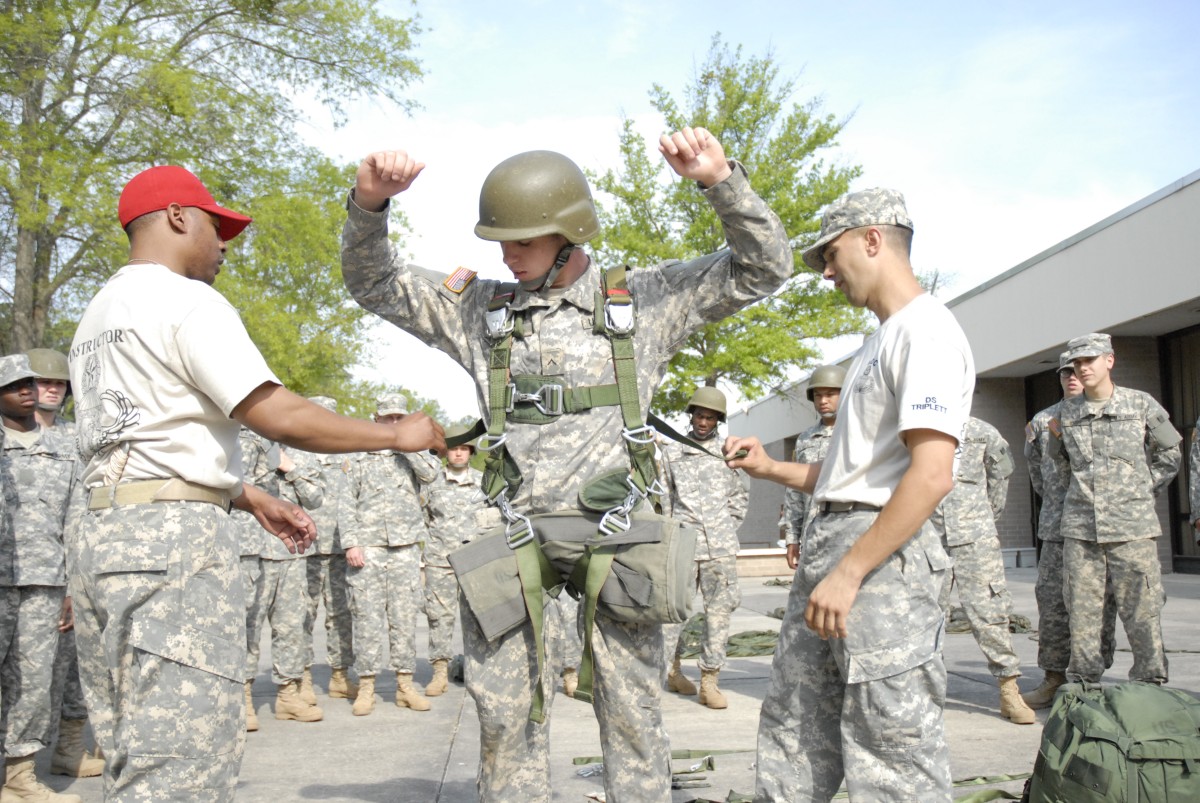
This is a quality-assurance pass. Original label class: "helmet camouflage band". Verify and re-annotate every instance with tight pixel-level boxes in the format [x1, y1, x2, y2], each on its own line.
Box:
[806, 364, 847, 402]
[474, 151, 600, 245]
[686, 386, 728, 421]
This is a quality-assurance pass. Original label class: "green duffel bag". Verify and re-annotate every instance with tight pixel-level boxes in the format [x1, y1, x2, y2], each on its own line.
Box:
[449, 508, 698, 643]
[1025, 681, 1200, 802]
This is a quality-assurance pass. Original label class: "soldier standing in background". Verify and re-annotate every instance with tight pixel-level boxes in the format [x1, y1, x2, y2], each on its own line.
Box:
[26, 348, 105, 778]
[661, 386, 749, 709]
[418, 425, 498, 696]
[930, 416, 1034, 725]
[1023, 353, 1117, 709]
[233, 427, 275, 732]
[253, 447, 325, 722]
[343, 395, 438, 716]
[783, 365, 845, 570]
[1053, 333, 1180, 685]
[341, 127, 790, 801]
[302, 396, 359, 704]
[0, 354, 83, 802]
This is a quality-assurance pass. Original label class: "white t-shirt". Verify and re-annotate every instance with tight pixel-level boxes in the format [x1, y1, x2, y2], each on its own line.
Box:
[69, 262, 279, 492]
[813, 293, 974, 507]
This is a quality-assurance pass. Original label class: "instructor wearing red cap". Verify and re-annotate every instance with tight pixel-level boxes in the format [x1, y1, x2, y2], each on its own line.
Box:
[68, 166, 444, 801]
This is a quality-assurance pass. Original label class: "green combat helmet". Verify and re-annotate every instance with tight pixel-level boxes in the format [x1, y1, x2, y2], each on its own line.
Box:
[444, 423, 478, 452]
[686, 386, 728, 422]
[474, 150, 600, 292]
[25, 348, 69, 382]
[806, 364, 846, 402]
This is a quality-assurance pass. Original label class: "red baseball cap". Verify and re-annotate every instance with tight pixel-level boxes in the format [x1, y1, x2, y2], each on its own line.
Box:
[118, 165, 252, 241]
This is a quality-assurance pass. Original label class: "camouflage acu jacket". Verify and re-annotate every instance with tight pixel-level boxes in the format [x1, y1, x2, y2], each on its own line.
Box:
[1026, 400, 1070, 543]
[783, 421, 834, 545]
[343, 450, 436, 549]
[660, 434, 749, 560]
[1051, 386, 1181, 543]
[0, 426, 80, 586]
[930, 416, 1013, 547]
[420, 463, 500, 567]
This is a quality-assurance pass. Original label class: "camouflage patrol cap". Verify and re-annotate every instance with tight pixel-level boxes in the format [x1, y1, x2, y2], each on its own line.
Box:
[308, 396, 338, 412]
[802, 188, 913, 271]
[1063, 333, 1113, 362]
[1057, 351, 1073, 372]
[0, 354, 39, 389]
[375, 393, 409, 417]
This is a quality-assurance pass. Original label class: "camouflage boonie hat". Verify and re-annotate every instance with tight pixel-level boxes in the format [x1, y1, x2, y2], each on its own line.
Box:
[376, 393, 409, 417]
[1063, 333, 1113, 362]
[0, 354, 39, 388]
[308, 395, 338, 412]
[802, 188, 913, 271]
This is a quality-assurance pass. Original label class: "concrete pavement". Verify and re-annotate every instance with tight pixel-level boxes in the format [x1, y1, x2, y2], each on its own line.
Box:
[46, 566, 1200, 801]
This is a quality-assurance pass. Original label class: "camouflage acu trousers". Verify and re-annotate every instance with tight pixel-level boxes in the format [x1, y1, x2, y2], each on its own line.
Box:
[346, 544, 421, 676]
[1063, 538, 1168, 684]
[545, 592, 581, 674]
[51, 628, 89, 723]
[423, 563, 460, 663]
[461, 591, 671, 802]
[240, 555, 264, 682]
[249, 558, 313, 685]
[938, 536, 1021, 678]
[306, 554, 354, 670]
[756, 510, 952, 802]
[1034, 540, 1117, 673]
[668, 555, 740, 671]
[0, 586, 64, 757]
[70, 503, 246, 802]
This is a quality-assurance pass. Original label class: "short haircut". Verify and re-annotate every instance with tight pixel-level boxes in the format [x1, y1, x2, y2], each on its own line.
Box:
[123, 209, 165, 242]
[879, 224, 913, 258]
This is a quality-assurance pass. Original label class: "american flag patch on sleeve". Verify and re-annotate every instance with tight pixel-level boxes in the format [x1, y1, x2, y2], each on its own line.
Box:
[444, 267, 476, 294]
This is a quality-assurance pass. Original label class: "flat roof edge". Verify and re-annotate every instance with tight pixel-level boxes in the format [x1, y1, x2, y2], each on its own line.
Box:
[947, 168, 1200, 308]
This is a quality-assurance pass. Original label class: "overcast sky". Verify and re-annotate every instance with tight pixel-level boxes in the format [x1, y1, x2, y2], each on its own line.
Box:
[299, 0, 1200, 421]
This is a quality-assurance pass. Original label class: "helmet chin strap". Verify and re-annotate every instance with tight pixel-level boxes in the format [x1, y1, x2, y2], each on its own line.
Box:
[820, 410, 836, 421]
[520, 244, 576, 293]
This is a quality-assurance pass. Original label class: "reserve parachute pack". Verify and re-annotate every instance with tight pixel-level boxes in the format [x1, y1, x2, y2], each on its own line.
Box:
[447, 265, 701, 722]
[1024, 681, 1200, 802]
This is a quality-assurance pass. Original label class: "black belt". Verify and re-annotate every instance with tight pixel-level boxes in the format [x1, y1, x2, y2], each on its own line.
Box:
[819, 501, 882, 514]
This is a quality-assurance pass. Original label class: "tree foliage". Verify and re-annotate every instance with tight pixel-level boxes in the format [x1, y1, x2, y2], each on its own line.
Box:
[0, 0, 422, 358]
[591, 36, 869, 413]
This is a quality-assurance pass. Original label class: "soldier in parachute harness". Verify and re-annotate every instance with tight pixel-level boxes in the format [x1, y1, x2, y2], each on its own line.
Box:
[340, 127, 791, 802]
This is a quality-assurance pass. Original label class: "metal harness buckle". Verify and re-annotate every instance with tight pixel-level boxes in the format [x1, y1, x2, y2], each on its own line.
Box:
[622, 424, 656, 444]
[495, 493, 536, 549]
[485, 306, 514, 338]
[476, 432, 508, 452]
[506, 383, 564, 416]
[604, 300, 635, 335]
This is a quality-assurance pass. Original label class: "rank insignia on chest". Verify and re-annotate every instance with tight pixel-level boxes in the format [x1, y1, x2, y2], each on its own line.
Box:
[444, 267, 476, 294]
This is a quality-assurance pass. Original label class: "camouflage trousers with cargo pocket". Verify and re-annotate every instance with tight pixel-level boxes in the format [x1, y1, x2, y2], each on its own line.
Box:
[1034, 539, 1117, 673]
[70, 502, 246, 802]
[938, 535, 1021, 678]
[306, 554, 355, 671]
[756, 510, 952, 802]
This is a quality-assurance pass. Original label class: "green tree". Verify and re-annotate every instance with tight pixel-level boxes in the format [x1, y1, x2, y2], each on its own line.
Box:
[592, 36, 868, 412]
[0, 0, 422, 353]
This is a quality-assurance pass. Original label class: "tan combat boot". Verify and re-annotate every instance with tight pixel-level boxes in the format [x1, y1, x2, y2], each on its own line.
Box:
[1021, 670, 1066, 710]
[329, 667, 359, 700]
[274, 679, 323, 722]
[698, 669, 728, 710]
[299, 667, 318, 705]
[395, 673, 431, 711]
[244, 681, 259, 732]
[2, 755, 83, 802]
[666, 657, 697, 696]
[999, 676, 1036, 724]
[425, 659, 449, 697]
[49, 717, 104, 777]
[561, 667, 578, 698]
[352, 675, 376, 716]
